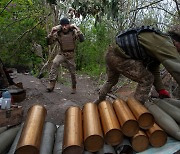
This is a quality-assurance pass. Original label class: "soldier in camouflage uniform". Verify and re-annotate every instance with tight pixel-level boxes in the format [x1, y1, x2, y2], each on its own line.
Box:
[95, 25, 180, 104]
[46, 17, 84, 94]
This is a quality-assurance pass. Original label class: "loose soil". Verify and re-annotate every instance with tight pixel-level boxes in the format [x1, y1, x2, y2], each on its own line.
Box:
[14, 73, 100, 125]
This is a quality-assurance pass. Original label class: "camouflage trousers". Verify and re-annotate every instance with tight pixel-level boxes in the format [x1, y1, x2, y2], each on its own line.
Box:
[49, 52, 76, 88]
[99, 45, 154, 103]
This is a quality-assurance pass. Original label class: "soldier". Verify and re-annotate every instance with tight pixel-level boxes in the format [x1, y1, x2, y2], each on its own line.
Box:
[46, 17, 84, 94]
[95, 25, 180, 104]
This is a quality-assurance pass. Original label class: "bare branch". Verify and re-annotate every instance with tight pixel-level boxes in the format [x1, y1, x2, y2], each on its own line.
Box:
[173, 0, 180, 19]
[130, 11, 138, 28]
[130, 0, 164, 12]
[129, 0, 139, 28]
[151, 6, 176, 17]
[0, 0, 13, 15]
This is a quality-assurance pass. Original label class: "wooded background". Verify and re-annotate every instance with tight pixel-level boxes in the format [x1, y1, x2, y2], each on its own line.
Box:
[0, 0, 179, 76]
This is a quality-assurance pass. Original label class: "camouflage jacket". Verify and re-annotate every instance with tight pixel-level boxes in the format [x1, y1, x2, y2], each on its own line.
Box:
[47, 26, 84, 53]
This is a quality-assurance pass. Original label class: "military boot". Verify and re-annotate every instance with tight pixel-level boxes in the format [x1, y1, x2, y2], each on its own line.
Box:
[46, 80, 56, 92]
[38, 72, 45, 79]
[71, 77, 76, 94]
[71, 88, 76, 94]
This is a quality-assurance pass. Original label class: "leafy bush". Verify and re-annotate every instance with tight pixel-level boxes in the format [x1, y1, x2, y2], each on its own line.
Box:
[76, 21, 112, 76]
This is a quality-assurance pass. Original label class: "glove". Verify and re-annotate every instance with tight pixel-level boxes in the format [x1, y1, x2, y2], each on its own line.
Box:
[158, 89, 170, 98]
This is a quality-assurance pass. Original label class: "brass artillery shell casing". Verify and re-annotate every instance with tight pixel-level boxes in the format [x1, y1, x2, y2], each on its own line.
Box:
[113, 99, 139, 137]
[131, 130, 149, 152]
[146, 123, 167, 147]
[15, 105, 47, 154]
[63, 106, 83, 154]
[83, 103, 104, 152]
[98, 100, 123, 146]
[127, 97, 154, 129]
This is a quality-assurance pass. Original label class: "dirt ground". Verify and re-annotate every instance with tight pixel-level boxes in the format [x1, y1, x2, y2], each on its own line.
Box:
[13, 73, 101, 125]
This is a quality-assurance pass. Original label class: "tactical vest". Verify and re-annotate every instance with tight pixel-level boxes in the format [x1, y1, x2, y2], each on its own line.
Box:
[58, 30, 76, 51]
[116, 26, 162, 65]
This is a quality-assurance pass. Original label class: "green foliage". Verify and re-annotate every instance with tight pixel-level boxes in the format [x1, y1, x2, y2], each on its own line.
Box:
[0, 0, 49, 72]
[76, 20, 112, 76]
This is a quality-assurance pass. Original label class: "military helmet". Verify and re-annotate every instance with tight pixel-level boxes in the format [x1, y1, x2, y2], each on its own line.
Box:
[60, 17, 70, 25]
[168, 25, 180, 42]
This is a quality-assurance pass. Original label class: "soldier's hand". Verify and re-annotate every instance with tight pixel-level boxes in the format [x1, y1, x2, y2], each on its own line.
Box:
[50, 25, 61, 35]
[70, 24, 80, 32]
